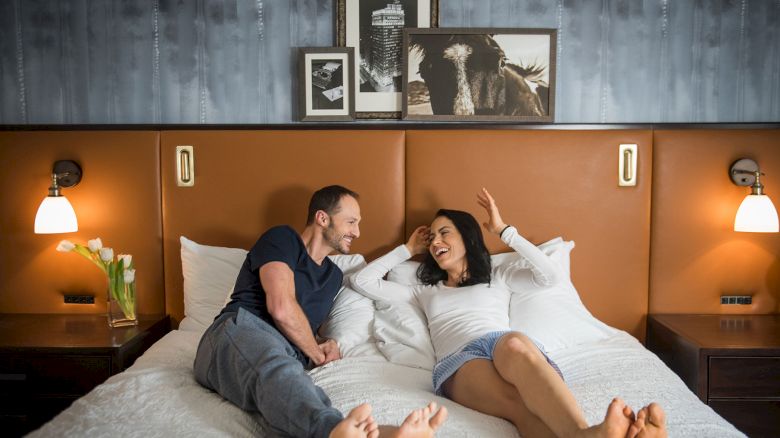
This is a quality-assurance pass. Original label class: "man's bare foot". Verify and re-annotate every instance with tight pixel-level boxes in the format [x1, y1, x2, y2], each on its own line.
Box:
[330, 403, 379, 438]
[389, 402, 448, 438]
[628, 403, 667, 438]
[575, 398, 633, 438]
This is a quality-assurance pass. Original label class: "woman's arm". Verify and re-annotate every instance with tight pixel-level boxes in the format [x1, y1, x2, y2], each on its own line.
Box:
[498, 226, 563, 288]
[478, 188, 563, 288]
[349, 226, 430, 302]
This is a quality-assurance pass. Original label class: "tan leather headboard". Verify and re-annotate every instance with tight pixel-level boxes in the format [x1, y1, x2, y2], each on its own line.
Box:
[405, 130, 654, 339]
[651, 129, 780, 314]
[0, 131, 164, 315]
[160, 130, 406, 325]
[3, 128, 778, 340]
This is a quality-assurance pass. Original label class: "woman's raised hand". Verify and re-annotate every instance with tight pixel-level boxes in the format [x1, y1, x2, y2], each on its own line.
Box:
[405, 225, 431, 256]
[477, 188, 507, 235]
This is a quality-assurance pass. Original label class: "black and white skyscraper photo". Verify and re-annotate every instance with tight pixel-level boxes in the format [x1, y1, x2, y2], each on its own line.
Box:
[358, 0, 418, 93]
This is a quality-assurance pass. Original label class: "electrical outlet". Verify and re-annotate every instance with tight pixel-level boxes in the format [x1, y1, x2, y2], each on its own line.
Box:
[720, 295, 752, 305]
[64, 294, 94, 304]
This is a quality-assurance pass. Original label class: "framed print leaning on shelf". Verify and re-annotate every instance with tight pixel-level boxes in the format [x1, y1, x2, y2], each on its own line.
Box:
[298, 47, 355, 122]
[402, 28, 556, 122]
[337, 0, 438, 119]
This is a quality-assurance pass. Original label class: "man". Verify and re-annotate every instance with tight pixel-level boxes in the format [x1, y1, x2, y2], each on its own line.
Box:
[194, 185, 447, 438]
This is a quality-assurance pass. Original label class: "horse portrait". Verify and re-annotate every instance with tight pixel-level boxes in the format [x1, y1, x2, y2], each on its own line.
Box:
[403, 29, 555, 121]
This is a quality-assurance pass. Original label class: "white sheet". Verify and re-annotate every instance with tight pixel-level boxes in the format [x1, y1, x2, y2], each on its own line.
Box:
[30, 329, 745, 437]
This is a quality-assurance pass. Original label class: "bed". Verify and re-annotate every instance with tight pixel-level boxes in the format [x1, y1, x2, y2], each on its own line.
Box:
[29, 237, 745, 437]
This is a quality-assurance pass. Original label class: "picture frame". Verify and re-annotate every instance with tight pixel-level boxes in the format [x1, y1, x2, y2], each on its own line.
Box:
[402, 28, 557, 123]
[298, 47, 355, 122]
[336, 0, 439, 119]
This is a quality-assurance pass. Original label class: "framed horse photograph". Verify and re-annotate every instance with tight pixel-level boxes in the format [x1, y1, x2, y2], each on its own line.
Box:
[402, 28, 557, 122]
[298, 47, 355, 122]
[336, 0, 439, 119]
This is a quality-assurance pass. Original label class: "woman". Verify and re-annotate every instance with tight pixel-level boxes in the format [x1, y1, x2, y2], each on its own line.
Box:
[351, 188, 666, 438]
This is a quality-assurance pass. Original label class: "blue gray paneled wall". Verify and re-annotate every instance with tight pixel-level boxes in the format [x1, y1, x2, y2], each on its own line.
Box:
[1, 0, 778, 124]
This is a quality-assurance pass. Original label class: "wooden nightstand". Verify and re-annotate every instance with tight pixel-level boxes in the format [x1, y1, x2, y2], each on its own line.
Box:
[646, 314, 780, 438]
[0, 313, 170, 437]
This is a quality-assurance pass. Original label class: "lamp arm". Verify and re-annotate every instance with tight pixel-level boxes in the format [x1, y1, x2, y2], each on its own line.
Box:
[732, 169, 764, 177]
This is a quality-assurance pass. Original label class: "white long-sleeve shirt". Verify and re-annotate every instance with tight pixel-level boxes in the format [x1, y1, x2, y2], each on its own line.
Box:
[351, 226, 563, 361]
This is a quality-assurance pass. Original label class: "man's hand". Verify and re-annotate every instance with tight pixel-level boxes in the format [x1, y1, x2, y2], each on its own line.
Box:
[318, 339, 341, 366]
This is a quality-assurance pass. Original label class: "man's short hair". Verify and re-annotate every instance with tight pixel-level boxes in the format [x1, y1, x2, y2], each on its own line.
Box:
[306, 185, 359, 225]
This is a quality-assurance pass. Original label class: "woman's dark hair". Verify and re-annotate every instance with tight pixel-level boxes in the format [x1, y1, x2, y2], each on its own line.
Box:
[417, 209, 492, 287]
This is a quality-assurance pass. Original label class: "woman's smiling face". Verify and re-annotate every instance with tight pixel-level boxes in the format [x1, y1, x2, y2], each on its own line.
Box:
[428, 216, 467, 274]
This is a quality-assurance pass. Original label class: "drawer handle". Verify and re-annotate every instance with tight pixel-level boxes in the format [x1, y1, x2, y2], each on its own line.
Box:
[0, 373, 27, 381]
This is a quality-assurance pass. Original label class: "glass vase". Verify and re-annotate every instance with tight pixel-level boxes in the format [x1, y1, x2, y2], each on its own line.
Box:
[106, 275, 137, 327]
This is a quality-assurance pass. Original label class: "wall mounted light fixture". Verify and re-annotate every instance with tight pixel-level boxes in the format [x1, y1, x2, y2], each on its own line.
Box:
[34, 160, 82, 234]
[730, 158, 779, 233]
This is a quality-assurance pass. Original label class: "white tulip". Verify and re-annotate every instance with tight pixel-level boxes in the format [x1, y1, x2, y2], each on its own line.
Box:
[99, 247, 114, 262]
[123, 269, 136, 284]
[88, 238, 103, 253]
[118, 254, 132, 268]
[56, 240, 75, 252]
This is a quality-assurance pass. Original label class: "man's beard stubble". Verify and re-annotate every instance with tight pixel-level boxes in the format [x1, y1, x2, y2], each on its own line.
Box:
[324, 223, 349, 255]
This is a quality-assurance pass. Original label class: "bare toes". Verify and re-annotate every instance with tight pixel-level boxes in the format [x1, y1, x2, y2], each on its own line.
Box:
[429, 405, 448, 430]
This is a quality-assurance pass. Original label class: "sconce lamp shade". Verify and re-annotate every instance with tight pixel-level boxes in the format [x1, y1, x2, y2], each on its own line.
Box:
[734, 194, 779, 233]
[34, 195, 78, 233]
[34, 160, 82, 234]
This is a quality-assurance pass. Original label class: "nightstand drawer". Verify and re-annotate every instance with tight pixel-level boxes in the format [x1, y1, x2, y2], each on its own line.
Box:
[709, 357, 780, 398]
[0, 354, 112, 395]
[709, 400, 780, 438]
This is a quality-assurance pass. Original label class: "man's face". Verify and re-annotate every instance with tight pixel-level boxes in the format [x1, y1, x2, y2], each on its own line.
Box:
[322, 195, 361, 254]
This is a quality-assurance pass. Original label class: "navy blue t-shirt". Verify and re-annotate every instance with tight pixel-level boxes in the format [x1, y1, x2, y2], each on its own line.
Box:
[220, 225, 343, 337]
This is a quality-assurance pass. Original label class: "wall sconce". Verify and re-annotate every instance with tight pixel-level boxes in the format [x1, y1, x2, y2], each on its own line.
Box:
[730, 158, 779, 233]
[34, 160, 82, 234]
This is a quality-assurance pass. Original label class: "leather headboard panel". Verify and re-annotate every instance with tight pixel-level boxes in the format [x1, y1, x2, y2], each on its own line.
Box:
[405, 130, 654, 339]
[651, 129, 780, 314]
[160, 130, 406, 325]
[0, 131, 164, 314]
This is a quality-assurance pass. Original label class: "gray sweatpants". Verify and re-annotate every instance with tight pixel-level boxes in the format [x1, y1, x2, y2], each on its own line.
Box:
[194, 308, 343, 438]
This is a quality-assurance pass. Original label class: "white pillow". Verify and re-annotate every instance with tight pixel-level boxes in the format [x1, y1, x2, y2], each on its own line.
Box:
[328, 253, 368, 278]
[504, 239, 618, 352]
[180, 236, 247, 332]
[319, 285, 382, 358]
[509, 279, 617, 353]
[373, 300, 435, 370]
[319, 254, 383, 359]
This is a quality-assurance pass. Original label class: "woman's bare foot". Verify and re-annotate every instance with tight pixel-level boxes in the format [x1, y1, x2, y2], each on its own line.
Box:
[628, 403, 667, 438]
[575, 398, 634, 438]
[389, 402, 448, 438]
[330, 403, 379, 438]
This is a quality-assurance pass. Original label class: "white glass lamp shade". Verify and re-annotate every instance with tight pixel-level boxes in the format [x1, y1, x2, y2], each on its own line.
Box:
[734, 194, 779, 233]
[34, 196, 78, 234]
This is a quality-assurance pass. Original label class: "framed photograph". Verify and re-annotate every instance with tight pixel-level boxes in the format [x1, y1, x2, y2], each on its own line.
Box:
[298, 47, 355, 122]
[402, 28, 557, 122]
[337, 0, 439, 119]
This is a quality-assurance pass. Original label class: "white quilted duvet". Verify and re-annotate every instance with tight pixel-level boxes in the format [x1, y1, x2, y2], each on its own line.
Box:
[29, 330, 744, 437]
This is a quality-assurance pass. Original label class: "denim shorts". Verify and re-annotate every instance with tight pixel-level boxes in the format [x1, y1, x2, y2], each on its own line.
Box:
[431, 330, 563, 396]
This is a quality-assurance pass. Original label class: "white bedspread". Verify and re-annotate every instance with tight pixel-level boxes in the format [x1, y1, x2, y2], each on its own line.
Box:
[30, 330, 744, 437]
